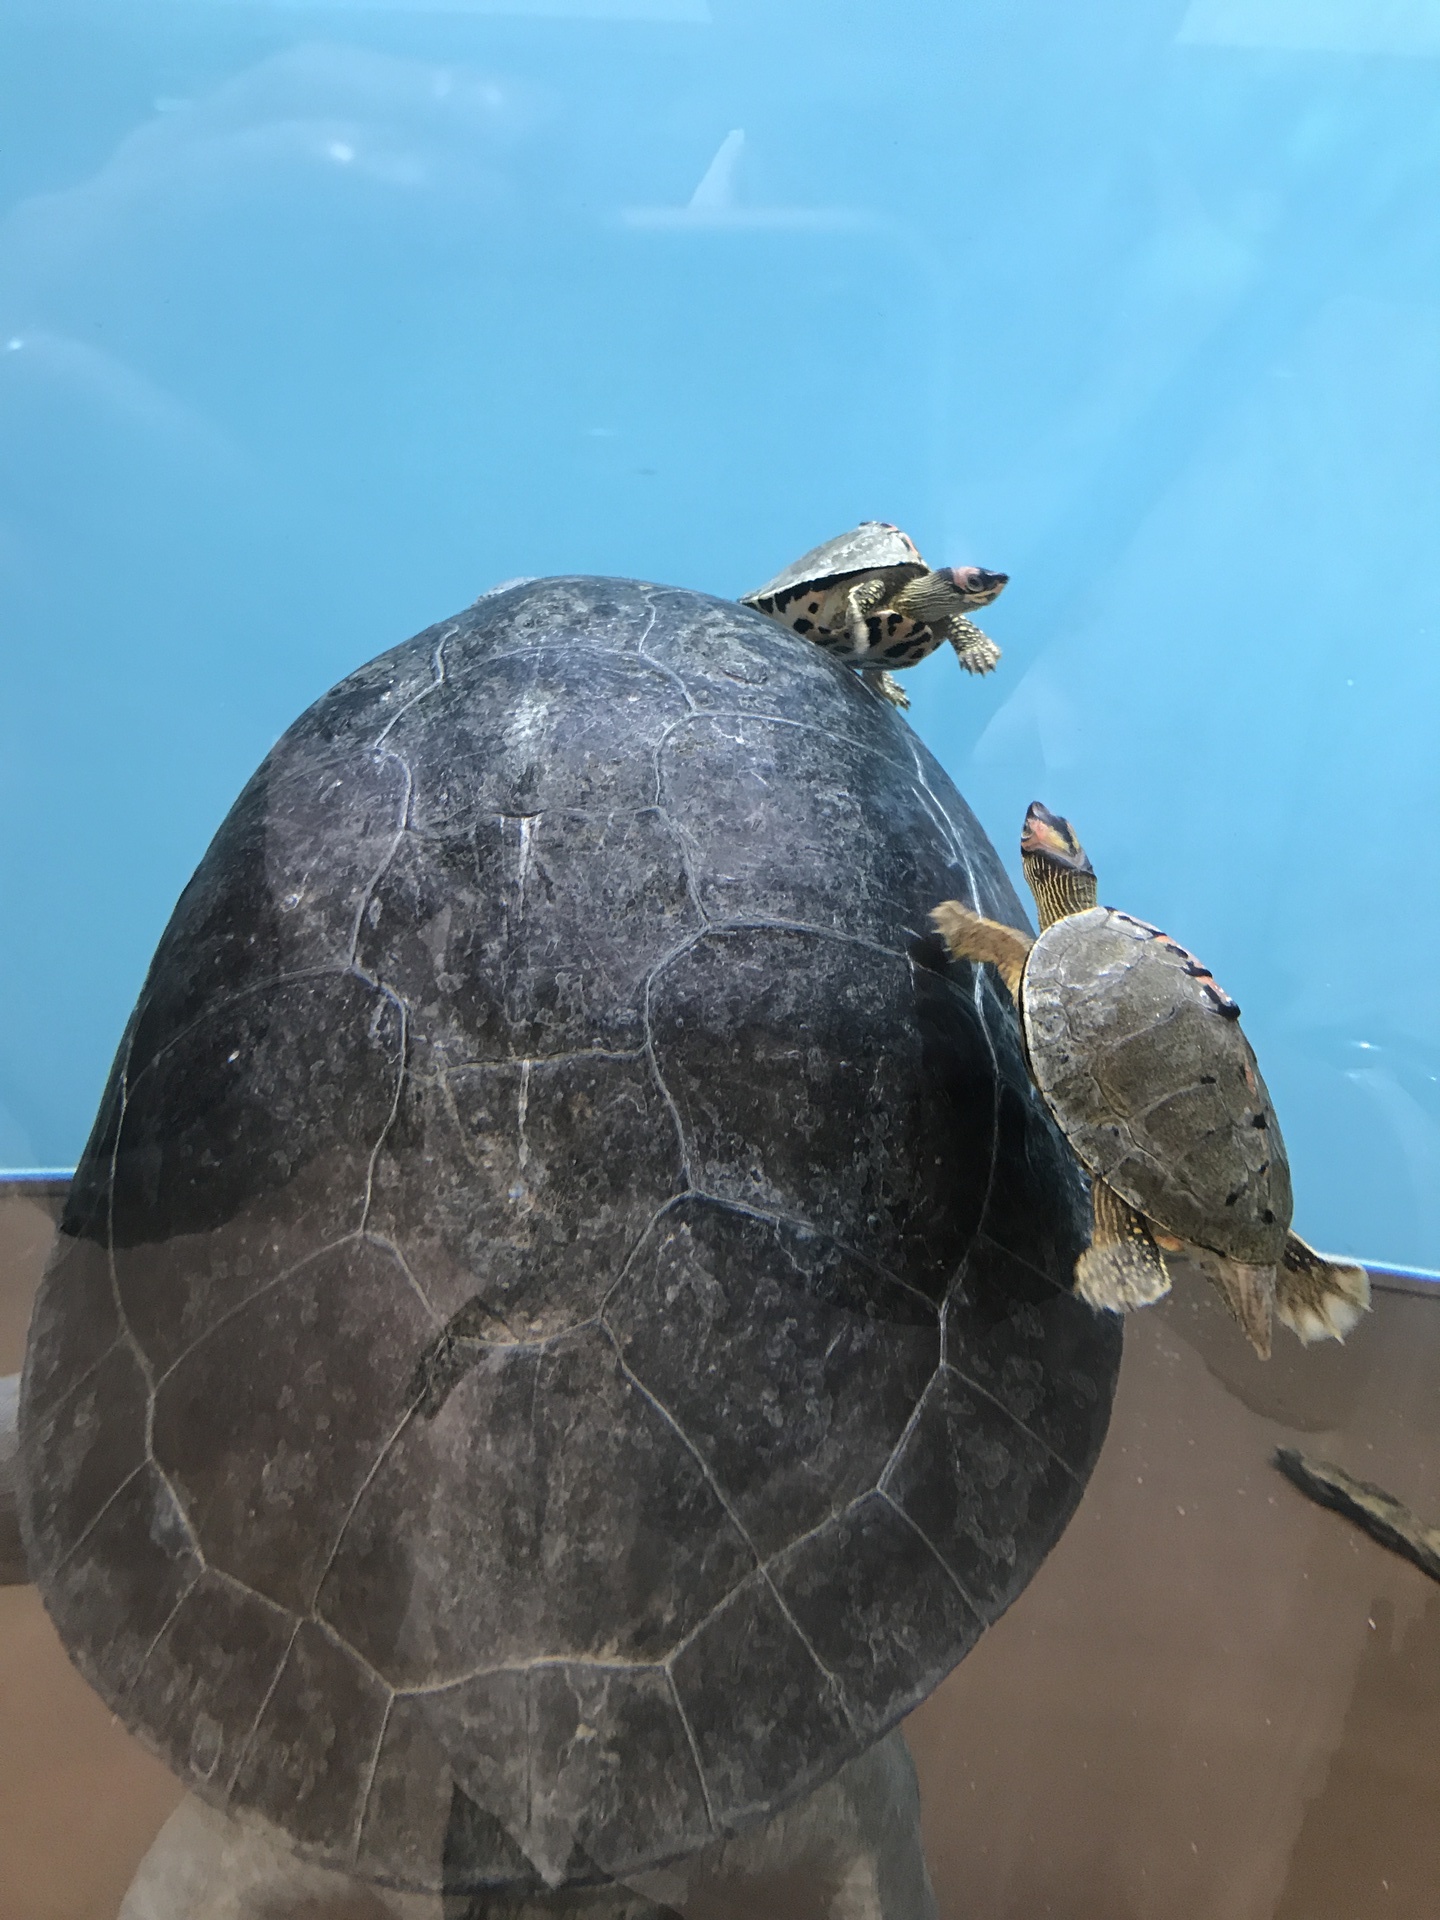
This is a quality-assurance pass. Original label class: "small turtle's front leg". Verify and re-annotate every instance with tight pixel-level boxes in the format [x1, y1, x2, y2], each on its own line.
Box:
[1074, 1181, 1172, 1315]
[929, 901, 1032, 1002]
[946, 615, 1001, 675]
[859, 666, 910, 708]
[843, 577, 889, 652]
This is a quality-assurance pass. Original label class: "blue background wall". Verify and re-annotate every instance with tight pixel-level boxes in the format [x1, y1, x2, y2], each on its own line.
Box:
[3, 0, 1439, 1266]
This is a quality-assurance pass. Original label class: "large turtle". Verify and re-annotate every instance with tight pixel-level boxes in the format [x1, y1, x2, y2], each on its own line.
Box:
[932, 803, 1371, 1359]
[741, 522, 1007, 709]
[16, 582, 1119, 1918]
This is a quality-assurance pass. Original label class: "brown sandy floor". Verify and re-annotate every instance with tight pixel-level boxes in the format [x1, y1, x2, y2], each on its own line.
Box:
[3, 1185, 1437, 1920]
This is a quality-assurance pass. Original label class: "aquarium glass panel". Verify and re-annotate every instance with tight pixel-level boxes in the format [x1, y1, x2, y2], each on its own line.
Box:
[4, 0, 1440, 1279]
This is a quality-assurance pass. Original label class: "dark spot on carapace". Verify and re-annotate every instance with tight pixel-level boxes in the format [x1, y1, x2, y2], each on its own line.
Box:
[808, 600, 820, 613]
[793, 618, 813, 633]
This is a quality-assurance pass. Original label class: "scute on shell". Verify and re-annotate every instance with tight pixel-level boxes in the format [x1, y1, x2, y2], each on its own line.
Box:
[741, 521, 926, 603]
[1021, 907, 1293, 1263]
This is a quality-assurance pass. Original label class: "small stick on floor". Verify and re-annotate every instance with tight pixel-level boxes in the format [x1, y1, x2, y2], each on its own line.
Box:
[1273, 1447, 1440, 1585]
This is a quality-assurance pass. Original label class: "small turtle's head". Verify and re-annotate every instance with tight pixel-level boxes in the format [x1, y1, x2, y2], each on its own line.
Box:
[942, 565, 1009, 611]
[1021, 801, 1098, 930]
[897, 566, 1009, 624]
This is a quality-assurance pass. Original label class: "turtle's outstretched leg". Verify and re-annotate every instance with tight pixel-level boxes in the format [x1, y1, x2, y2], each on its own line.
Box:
[929, 902, 1032, 1001]
[842, 576, 889, 651]
[944, 614, 1001, 675]
[1276, 1233, 1371, 1344]
[1074, 1181, 1172, 1315]
[859, 666, 910, 708]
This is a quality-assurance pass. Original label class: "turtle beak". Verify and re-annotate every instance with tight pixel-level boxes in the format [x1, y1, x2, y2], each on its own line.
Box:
[1020, 802, 1093, 875]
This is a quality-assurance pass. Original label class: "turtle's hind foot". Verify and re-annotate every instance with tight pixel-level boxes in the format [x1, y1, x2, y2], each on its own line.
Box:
[1074, 1182, 1172, 1315]
[859, 666, 910, 708]
[1277, 1233, 1370, 1344]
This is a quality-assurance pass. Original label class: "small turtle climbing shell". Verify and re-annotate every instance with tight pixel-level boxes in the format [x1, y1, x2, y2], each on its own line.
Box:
[742, 522, 1008, 706]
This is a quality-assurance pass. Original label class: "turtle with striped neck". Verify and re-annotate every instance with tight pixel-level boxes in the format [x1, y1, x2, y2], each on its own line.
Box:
[932, 802, 1371, 1357]
[741, 521, 1007, 708]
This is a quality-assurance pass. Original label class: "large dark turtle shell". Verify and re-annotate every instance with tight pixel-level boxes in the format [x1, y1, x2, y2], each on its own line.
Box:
[19, 579, 1119, 1895]
[1021, 907, 1293, 1263]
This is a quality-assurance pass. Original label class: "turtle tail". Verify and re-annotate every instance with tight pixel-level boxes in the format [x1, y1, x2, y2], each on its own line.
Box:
[1185, 1247, 1277, 1358]
[1276, 1234, 1371, 1345]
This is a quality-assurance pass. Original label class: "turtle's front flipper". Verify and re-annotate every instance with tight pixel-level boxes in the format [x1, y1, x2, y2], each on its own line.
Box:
[1277, 1234, 1371, 1344]
[930, 902, 1032, 1001]
[859, 666, 910, 708]
[1074, 1181, 1172, 1315]
[946, 615, 1001, 675]
[843, 576, 889, 650]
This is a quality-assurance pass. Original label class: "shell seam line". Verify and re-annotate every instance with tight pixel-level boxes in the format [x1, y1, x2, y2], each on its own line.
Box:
[358, 989, 410, 1240]
[349, 1691, 394, 1865]
[308, 1395, 426, 1615]
[224, 1618, 304, 1797]
[875, 1361, 946, 1496]
[48, 1459, 148, 1578]
[150, 1233, 365, 1391]
[600, 1330, 856, 1732]
[361, 1230, 443, 1327]
[664, 1666, 719, 1838]
[345, 626, 452, 970]
[634, 589, 698, 716]
[397, 1652, 668, 1698]
[876, 1488, 987, 1626]
[120, 968, 360, 1091]
[123, 1567, 205, 1699]
[938, 1359, 1084, 1486]
[106, 1032, 205, 1563]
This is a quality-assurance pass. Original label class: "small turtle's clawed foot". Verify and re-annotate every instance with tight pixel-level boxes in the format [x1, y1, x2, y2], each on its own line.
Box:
[859, 667, 910, 708]
[928, 902, 1032, 1001]
[1075, 1184, 1172, 1314]
[1277, 1234, 1371, 1344]
[948, 618, 1001, 675]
